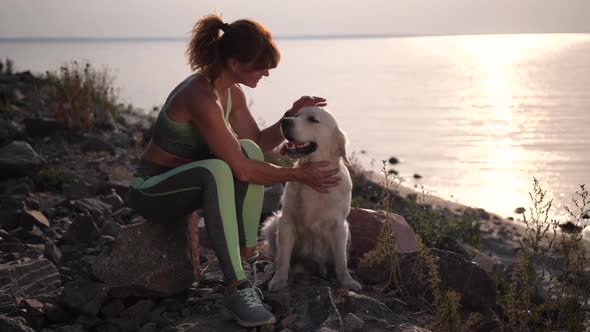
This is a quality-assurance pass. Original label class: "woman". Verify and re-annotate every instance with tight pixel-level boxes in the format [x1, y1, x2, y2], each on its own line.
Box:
[128, 13, 340, 327]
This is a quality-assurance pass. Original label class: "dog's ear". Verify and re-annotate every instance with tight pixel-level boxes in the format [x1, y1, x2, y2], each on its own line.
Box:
[332, 127, 351, 166]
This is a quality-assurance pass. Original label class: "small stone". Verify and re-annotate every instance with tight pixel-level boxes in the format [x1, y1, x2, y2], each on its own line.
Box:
[343, 313, 365, 332]
[195, 305, 211, 314]
[62, 213, 100, 244]
[181, 307, 192, 317]
[149, 305, 166, 322]
[44, 241, 63, 265]
[100, 221, 121, 238]
[45, 302, 73, 323]
[138, 322, 157, 332]
[120, 299, 155, 324]
[196, 288, 214, 297]
[280, 313, 298, 328]
[20, 210, 50, 229]
[514, 207, 526, 214]
[0, 315, 34, 332]
[100, 298, 125, 318]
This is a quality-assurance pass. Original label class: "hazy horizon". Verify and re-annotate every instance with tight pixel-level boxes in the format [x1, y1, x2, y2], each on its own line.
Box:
[1, 32, 589, 44]
[1, 0, 589, 39]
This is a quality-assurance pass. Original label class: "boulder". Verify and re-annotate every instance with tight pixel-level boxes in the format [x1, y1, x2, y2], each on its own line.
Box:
[0, 258, 62, 303]
[23, 117, 61, 137]
[92, 213, 200, 297]
[347, 208, 418, 263]
[60, 277, 110, 316]
[0, 118, 22, 145]
[357, 248, 497, 312]
[0, 141, 46, 179]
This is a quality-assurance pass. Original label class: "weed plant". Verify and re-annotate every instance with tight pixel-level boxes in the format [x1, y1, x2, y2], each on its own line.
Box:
[503, 178, 589, 331]
[45, 61, 120, 129]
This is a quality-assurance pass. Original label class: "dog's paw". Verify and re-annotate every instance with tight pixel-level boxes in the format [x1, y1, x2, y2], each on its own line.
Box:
[268, 276, 289, 291]
[341, 277, 362, 292]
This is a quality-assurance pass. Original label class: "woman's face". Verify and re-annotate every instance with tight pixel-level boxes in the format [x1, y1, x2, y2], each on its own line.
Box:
[229, 59, 271, 88]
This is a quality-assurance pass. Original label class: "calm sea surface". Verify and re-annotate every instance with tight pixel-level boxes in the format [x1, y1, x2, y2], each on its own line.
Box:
[1, 34, 589, 227]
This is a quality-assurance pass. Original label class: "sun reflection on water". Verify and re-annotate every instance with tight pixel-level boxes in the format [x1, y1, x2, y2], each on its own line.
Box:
[444, 34, 586, 216]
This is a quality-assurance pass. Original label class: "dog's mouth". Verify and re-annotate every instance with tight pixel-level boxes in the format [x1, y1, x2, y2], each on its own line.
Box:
[279, 141, 317, 157]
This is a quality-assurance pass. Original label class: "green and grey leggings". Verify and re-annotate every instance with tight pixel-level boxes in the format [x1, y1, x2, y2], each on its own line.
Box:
[128, 139, 264, 284]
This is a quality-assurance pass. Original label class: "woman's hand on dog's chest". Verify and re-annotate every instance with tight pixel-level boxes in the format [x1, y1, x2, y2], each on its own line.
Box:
[293, 161, 341, 193]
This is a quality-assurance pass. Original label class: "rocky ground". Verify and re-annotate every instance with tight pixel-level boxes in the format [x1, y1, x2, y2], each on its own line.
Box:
[1, 69, 586, 332]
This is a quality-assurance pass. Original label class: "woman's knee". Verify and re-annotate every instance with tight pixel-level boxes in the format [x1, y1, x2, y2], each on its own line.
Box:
[198, 159, 233, 180]
[239, 139, 264, 161]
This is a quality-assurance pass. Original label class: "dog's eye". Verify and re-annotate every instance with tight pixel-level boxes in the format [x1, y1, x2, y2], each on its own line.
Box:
[307, 116, 320, 123]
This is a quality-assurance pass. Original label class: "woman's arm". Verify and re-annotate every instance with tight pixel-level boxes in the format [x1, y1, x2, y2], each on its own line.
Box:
[188, 87, 339, 193]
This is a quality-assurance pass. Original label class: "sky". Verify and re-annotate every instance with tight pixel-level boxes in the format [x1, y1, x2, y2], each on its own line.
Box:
[1, 0, 589, 39]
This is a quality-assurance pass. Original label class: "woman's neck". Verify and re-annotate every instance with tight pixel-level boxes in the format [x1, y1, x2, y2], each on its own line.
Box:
[212, 70, 235, 92]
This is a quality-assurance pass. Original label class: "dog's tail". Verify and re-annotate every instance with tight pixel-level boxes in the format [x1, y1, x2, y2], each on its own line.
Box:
[260, 211, 281, 261]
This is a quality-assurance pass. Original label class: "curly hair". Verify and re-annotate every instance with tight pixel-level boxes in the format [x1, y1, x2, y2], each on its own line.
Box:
[186, 13, 281, 81]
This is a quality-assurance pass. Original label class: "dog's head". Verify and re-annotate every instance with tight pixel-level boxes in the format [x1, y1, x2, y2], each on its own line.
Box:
[279, 106, 350, 164]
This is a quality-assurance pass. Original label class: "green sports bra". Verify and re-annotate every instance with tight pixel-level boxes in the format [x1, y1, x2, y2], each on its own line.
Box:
[151, 87, 232, 159]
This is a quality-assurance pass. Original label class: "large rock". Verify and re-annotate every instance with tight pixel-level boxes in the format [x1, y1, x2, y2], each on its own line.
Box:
[0, 141, 46, 179]
[60, 277, 110, 316]
[0, 258, 62, 303]
[0, 118, 22, 145]
[358, 248, 497, 312]
[92, 213, 200, 297]
[23, 117, 61, 137]
[347, 208, 418, 263]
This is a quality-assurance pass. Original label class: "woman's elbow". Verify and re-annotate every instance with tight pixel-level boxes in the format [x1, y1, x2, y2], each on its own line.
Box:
[235, 170, 251, 182]
[231, 163, 252, 182]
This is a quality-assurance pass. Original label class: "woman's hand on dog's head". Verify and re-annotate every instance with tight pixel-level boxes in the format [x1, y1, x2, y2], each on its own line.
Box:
[286, 96, 327, 117]
[295, 161, 340, 193]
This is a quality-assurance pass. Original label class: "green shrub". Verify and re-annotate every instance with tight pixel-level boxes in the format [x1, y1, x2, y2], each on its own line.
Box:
[33, 166, 69, 191]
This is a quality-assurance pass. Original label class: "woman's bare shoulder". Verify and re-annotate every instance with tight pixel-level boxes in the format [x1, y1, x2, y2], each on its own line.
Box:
[229, 84, 248, 108]
[171, 75, 216, 108]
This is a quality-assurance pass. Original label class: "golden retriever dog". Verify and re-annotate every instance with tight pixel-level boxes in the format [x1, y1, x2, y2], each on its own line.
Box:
[262, 106, 362, 292]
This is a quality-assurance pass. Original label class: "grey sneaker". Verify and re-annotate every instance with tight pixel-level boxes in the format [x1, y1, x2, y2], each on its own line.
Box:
[223, 280, 276, 327]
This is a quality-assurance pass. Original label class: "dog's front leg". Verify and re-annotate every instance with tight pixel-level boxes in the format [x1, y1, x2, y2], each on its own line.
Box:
[268, 218, 295, 291]
[332, 222, 362, 291]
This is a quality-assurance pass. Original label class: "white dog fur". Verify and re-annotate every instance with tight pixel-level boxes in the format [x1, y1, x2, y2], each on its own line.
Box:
[262, 106, 362, 292]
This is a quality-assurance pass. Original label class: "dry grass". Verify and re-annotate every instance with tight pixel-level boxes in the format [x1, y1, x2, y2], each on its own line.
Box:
[45, 61, 120, 129]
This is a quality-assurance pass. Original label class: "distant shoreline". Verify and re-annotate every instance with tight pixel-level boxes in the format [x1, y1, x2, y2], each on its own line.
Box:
[1, 31, 589, 43]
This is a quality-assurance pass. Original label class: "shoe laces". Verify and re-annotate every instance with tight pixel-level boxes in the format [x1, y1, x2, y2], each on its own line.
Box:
[237, 284, 264, 308]
[243, 251, 264, 301]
